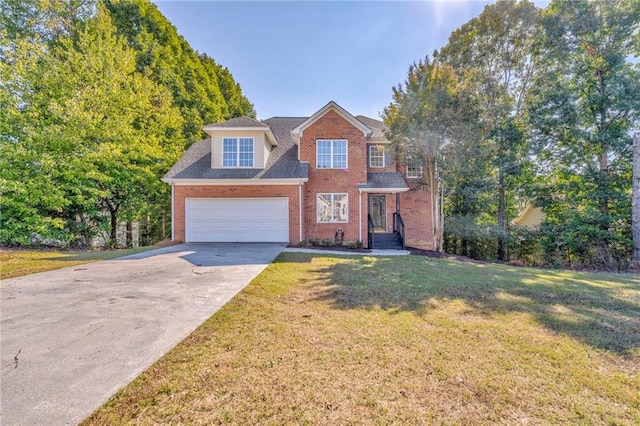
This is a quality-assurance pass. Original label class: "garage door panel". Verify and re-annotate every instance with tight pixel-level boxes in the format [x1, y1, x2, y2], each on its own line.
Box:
[185, 198, 289, 242]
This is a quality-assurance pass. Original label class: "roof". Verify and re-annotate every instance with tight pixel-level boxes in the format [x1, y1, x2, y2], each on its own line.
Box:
[203, 116, 268, 129]
[291, 101, 372, 141]
[356, 115, 387, 140]
[163, 104, 392, 183]
[163, 116, 308, 181]
[359, 172, 409, 192]
[202, 116, 277, 146]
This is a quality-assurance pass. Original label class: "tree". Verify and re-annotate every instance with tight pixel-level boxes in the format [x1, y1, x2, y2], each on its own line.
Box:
[437, 0, 539, 260]
[384, 58, 479, 251]
[633, 133, 640, 270]
[528, 0, 640, 268]
[0, 5, 184, 246]
[104, 0, 255, 143]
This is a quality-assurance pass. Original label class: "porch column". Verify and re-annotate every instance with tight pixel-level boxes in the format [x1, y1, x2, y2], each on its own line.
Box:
[395, 192, 400, 231]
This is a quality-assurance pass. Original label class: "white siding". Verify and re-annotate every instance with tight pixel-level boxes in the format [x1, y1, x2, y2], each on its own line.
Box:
[210, 130, 266, 168]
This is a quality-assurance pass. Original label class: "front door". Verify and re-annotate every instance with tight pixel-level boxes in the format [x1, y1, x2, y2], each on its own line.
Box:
[369, 195, 386, 232]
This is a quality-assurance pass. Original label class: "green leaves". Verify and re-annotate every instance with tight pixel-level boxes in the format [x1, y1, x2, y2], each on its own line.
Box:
[1, 0, 254, 247]
[527, 0, 640, 268]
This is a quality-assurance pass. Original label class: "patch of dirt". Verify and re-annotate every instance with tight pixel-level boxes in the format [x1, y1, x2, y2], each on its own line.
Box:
[155, 239, 181, 247]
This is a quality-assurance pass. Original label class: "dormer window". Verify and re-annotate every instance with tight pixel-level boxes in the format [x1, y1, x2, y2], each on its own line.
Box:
[223, 137, 254, 167]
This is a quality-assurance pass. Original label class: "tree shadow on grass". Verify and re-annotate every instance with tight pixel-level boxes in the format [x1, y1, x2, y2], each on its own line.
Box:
[303, 254, 640, 356]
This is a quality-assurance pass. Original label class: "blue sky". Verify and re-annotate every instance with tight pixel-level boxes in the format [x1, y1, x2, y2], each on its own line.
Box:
[153, 1, 499, 120]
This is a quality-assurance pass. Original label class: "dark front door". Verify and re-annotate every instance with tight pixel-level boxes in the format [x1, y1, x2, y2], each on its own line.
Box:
[369, 195, 386, 232]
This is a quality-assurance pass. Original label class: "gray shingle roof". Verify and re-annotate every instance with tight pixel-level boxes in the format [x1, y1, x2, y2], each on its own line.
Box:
[164, 113, 391, 182]
[163, 117, 309, 181]
[204, 116, 268, 128]
[356, 115, 387, 140]
[359, 172, 408, 190]
[356, 115, 384, 130]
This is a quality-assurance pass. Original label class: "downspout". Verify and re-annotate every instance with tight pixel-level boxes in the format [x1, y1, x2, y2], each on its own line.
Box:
[359, 189, 363, 242]
[299, 181, 304, 242]
[171, 182, 175, 241]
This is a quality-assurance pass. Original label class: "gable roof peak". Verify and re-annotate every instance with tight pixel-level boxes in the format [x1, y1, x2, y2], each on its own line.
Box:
[203, 116, 276, 146]
[290, 101, 372, 142]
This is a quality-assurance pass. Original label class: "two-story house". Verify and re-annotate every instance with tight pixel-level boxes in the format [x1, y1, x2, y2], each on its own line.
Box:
[162, 101, 434, 249]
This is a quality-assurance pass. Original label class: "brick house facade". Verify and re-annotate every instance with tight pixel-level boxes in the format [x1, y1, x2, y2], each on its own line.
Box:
[163, 101, 434, 249]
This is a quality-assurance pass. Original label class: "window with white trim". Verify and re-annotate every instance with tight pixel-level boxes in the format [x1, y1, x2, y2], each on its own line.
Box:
[223, 137, 254, 167]
[406, 157, 424, 178]
[316, 139, 347, 169]
[369, 145, 386, 167]
[317, 193, 348, 223]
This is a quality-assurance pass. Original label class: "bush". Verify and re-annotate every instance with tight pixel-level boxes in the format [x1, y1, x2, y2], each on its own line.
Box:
[346, 240, 363, 249]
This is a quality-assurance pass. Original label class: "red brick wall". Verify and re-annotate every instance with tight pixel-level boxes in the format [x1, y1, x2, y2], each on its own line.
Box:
[170, 108, 435, 249]
[366, 143, 396, 174]
[299, 110, 368, 244]
[399, 183, 434, 250]
[173, 185, 301, 243]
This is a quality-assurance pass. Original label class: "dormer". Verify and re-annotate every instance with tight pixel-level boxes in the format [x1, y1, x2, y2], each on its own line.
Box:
[203, 117, 277, 169]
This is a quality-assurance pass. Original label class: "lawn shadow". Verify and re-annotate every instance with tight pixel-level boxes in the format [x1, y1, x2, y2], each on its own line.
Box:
[302, 254, 640, 356]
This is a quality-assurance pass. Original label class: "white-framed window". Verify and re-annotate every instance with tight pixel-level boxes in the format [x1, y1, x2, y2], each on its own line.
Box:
[406, 157, 424, 178]
[223, 137, 254, 167]
[316, 139, 347, 169]
[369, 145, 386, 167]
[317, 193, 348, 223]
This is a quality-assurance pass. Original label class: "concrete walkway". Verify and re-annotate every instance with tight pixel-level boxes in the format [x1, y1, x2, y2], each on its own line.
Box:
[283, 247, 411, 256]
[0, 243, 284, 426]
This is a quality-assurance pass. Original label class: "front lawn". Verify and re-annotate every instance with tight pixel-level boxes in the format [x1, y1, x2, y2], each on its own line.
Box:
[84, 253, 640, 424]
[0, 246, 158, 279]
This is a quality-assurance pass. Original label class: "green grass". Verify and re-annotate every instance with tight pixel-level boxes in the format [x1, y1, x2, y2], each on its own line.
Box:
[84, 253, 640, 425]
[0, 246, 158, 279]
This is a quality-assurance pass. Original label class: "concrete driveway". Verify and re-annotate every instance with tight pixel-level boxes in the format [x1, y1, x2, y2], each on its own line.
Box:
[0, 243, 284, 425]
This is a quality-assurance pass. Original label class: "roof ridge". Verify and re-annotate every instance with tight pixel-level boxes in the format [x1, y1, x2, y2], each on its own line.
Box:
[263, 116, 309, 120]
[204, 116, 269, 128]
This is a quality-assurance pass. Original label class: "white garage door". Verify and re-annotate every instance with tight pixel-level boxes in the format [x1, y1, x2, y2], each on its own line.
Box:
[185, 198, 289, 242]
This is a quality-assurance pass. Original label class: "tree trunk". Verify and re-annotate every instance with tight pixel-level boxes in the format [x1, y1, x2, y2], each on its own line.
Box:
[497, 168, 506, 261]
[427, 157, 443, 252]
[632, 134, 640, 271]
[109, 209, 118, 248]
[125, 221, 133, 248]
[598, 149, 610, 228]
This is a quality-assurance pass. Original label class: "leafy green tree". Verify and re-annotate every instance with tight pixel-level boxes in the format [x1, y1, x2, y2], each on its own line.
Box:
[437, 0, 539, 260]
[633, 134, 640, 270]
[104, 0, 255, 143]
[200, 53, 256, 119]
[528, 0, 640, 268]
[0, 0, 97, 45]
[0, 33, 76, 244]
[1, 5, 184, 246]
[384, 57, 480, 251]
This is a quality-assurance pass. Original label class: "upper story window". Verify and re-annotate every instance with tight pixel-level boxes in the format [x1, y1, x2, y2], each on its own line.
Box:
[317, 139, 347, 169]
[369, 145, 387, 167]
[317, 193, 348, 223]
[223, 137, 254, 167]
[406, 157, 424, 178]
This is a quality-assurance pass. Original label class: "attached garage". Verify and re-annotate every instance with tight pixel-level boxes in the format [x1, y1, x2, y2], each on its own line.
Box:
[185, 198, 289, 243]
